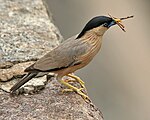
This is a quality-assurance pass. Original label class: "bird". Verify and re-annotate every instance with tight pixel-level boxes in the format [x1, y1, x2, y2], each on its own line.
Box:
[10, 15, 133, 100]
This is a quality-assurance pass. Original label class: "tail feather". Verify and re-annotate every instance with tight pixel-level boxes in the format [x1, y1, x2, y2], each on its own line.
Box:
[10, 73, 37, 93]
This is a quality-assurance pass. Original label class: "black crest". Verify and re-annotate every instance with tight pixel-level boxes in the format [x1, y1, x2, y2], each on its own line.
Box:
[76, 16, 113, 39]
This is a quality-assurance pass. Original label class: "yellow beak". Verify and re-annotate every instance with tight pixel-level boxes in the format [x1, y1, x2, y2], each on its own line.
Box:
[114, 18, 122, 23]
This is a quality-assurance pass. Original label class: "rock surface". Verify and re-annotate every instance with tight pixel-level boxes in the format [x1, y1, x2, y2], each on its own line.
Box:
[0, 0, 63, 91]
[0, 77, 103, 120]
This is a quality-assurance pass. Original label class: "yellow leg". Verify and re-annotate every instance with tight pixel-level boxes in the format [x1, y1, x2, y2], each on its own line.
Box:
[62, 87, 84, 92]
[60, 80, 89, 100]
[67, 74, 85, 88]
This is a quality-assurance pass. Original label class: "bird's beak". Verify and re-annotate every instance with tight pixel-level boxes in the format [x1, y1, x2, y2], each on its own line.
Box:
[108, 18, 122, 28]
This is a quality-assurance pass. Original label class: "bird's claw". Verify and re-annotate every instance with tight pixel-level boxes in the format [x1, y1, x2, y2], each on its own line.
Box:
[75, 88, 90, 100]
[62, 88, 74, 93]
[60, 80, 90, 101]
[62, 87, 84, 93]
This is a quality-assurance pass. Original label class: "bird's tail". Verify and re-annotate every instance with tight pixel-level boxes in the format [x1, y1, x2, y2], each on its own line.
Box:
[10, 73, 37, 93]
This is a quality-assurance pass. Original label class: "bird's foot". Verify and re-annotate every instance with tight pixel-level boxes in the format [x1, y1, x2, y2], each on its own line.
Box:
[75, 88, 90, 101]
[62, 87, 84, 93]
[67, 74, 85, 89]
[60, 80, 90, 101]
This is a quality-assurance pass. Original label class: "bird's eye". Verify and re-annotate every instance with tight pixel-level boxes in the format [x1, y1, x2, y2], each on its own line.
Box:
[103, 23, 108, 27]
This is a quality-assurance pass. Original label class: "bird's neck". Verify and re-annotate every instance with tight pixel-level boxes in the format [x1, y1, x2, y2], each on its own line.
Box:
[82, 26, 108, 40]
[82, 29, 103, 55]
[79, 27, 106, 64]
[91, 26, 108, 36]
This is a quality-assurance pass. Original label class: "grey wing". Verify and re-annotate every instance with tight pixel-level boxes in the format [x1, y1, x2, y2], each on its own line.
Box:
[28, 38, 90, 72]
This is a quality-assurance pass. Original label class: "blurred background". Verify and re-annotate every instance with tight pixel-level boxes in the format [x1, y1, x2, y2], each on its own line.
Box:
[46, 0, 150, 120]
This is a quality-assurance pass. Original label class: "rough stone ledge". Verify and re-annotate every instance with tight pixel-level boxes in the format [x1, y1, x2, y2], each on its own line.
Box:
[0, 0, 63, 67]
[0, 77, 103, 120]
[0, 0, 63, 91]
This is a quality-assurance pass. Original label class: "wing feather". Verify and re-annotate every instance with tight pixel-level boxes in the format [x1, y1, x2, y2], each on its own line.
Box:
[26, 37, 90, 72]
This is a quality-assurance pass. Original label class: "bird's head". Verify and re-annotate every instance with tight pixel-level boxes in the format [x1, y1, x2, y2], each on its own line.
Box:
[76, 15, 133, 39]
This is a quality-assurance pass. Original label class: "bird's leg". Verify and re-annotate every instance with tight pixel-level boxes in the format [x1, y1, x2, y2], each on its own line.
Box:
[62, 87, 84, 92]
[60, 80, 89, 100]
[67, 74, 85, 88]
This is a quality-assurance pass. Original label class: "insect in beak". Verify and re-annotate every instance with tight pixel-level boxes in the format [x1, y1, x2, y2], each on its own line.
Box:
[108, 14, 134, 32]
